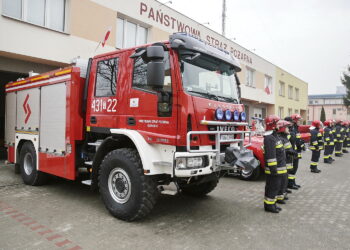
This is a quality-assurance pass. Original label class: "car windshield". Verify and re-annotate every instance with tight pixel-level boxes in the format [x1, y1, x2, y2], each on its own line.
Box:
[180, 53, 239, 103]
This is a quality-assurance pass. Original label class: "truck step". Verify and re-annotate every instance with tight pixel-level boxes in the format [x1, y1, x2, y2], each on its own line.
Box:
[81, 180, 92, 186]
[84, 161, 93, 166]
[159, 183, 179, 196]
[88, 142, 101, 146]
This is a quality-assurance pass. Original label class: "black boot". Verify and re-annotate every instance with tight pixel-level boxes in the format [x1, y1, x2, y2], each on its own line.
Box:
[330, 157, 335, 162]
[324, 158, 332, 164]
[275, 204, 282, 211]
[286, 189, 292, 194]
[295, 183, 301, 188]
[311, 167, 321, 173]
[342, 149, 349, 153]
[277, 199, 286, 204]
[264, 204, 279, 213]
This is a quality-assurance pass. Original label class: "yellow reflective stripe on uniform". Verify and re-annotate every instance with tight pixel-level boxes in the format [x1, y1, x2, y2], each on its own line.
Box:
[310, 162, 318, 166]
[264, 199, 276, 205]
[334, 139, 338, 142]
[276, 144, 283, 148]
[317, 133, 322, 136]
[284, 143, 292, 149]
[277, 170, 287, 174]
[312, 141, 318, 145]
[267, 162, 277, 166]
[287, 135, 291, 140]
[337, 134, 341, 137]
[330, 142, 334, 145]
[323, 155, 330, 159]
[309, 146, 316, 150]
[325, 138, 330, 141]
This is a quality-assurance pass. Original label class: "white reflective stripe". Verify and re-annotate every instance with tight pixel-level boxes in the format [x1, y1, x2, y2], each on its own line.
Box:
[6, 75, 71, 92]
[267, 158, 277, 163]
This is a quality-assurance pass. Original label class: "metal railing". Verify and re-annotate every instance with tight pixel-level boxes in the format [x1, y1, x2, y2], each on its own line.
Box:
[186, 120, 252, 167]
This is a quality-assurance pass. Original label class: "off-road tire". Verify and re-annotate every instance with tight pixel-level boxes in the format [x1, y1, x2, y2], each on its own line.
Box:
[180, 179, 218, 197]
[239, 165, 261, 181]
[98, 148, 159, 221]
[19, 141, 47, 186]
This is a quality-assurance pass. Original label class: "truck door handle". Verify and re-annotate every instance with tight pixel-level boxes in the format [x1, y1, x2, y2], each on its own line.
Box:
[90, 116, 97, 124]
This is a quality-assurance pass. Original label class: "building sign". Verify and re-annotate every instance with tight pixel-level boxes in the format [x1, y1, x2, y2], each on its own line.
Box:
[139, 2, 252, 64]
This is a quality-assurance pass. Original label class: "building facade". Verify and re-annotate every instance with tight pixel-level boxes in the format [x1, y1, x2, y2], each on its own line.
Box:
[308, 94, 350, 123]
[274, 67, 308, 121]
[0, 0, 307, 148]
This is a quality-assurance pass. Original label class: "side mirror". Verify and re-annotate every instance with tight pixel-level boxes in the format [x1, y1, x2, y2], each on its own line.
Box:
[147, 46, 165, 88]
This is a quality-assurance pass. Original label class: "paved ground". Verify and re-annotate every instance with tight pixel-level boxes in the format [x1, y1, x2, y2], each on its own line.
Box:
[0, 150, 350, 250]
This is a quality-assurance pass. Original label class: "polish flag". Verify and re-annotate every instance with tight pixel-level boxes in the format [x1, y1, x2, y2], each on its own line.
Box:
[102, 26, 112, 47]
[265, 86, 271, 95]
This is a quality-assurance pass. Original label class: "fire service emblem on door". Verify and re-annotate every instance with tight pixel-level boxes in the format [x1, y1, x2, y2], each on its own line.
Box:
[23, 94, 32, 124]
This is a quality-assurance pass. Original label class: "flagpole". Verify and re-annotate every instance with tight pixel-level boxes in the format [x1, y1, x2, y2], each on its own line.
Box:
[94, 41, 102, 55]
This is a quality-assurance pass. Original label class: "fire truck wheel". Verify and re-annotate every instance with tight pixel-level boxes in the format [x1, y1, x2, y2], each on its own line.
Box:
[19, 142, 47, 186]
[239, 165, 261, 181]
[99, 148, 159, 221]
[179, 178, 218, 197]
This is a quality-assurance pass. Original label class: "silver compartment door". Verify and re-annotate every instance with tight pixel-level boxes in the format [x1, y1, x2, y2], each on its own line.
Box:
[39, 83, 67, 154]
[5, 92, 17, 145]
[16, 88, 40, 131]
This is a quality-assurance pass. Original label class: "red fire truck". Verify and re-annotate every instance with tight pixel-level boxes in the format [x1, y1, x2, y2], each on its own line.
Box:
[4, 33, 255, 221]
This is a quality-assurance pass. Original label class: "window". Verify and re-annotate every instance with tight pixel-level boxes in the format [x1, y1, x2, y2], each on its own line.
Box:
[95, 58, 119, 97]
[278, 107, 284, 118]
[117, 17, 148, 49]
[288, 85, 293, 99]
[2, 0, 66, 32]
[333, 109, 336, 115]
[132, 52, 172, 92]
[279, 81, 285, 96]
[309, 100, 313, 104]
[295, 109, 298, 114]
[314, 100, 318, 104]
[264, 75, 272, 94]
[288, 108, 292, 116]
[246, 67, 255, 87]
[295, 88, 299, 101]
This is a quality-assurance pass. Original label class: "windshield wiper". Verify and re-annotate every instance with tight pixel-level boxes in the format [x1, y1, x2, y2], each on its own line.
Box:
[217, 96, 238, 103]
[187, 90, 219, 101]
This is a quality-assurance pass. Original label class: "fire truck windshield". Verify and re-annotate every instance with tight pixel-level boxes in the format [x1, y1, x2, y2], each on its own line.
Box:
[180, 53, 239, 103]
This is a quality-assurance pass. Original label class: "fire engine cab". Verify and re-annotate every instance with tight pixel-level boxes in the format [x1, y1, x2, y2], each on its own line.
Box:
[4, 33, 254, 221]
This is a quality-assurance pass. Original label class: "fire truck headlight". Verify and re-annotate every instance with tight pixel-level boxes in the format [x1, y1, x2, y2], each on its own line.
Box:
[225, 109, 232, 121]
[215, 108, 224, 120]
[233, 110, 240, 121]
[240, 112, 247, 121]
[176, 157, 205, 169]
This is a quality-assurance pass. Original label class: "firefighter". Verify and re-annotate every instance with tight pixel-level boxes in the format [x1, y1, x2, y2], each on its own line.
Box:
[334, 120, 344, 157]
[329, 119, 336, 161]
[309, 120, 323, 173]
[288, 114, 304, 189]
[323, 119, 334, 164]
[277, 119, 296, 203]
[342, 121, 349, 153]
[284, 116, 298, 190]
[263, 115, 287, 213]
[346, 121, 350, 149]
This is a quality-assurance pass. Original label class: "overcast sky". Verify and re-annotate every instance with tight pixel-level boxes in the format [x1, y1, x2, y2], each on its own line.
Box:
[169, 0, 350, 94]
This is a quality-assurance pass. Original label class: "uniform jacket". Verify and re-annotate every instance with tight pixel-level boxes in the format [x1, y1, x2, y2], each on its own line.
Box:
[264, 131, 287, 175]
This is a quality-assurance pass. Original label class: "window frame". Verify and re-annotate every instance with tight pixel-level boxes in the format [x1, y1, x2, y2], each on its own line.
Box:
[94, 57, 119, 98]
[116, 17, 148, 49]
[245, 67, 255, 87]
[295, 87, 299, 101]
[131, 51, 172, 95]
[2, 0, 67, 33]
[288, 85, 293, 99]
[279, 81, 285, 97]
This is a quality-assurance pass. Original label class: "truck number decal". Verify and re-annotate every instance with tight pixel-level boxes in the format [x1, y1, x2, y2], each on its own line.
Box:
[92, 99, 117, 113]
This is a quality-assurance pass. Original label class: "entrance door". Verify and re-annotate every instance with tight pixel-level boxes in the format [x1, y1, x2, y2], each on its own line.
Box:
[253, 108, 263, 119]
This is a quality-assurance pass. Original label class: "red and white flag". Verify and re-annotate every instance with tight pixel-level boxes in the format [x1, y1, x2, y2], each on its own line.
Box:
[102, 26, 112, 47]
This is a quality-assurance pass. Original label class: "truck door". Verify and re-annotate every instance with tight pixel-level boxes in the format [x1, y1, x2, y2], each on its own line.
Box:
[124, 49, 177, 145]
[87, 54, 123, 130]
